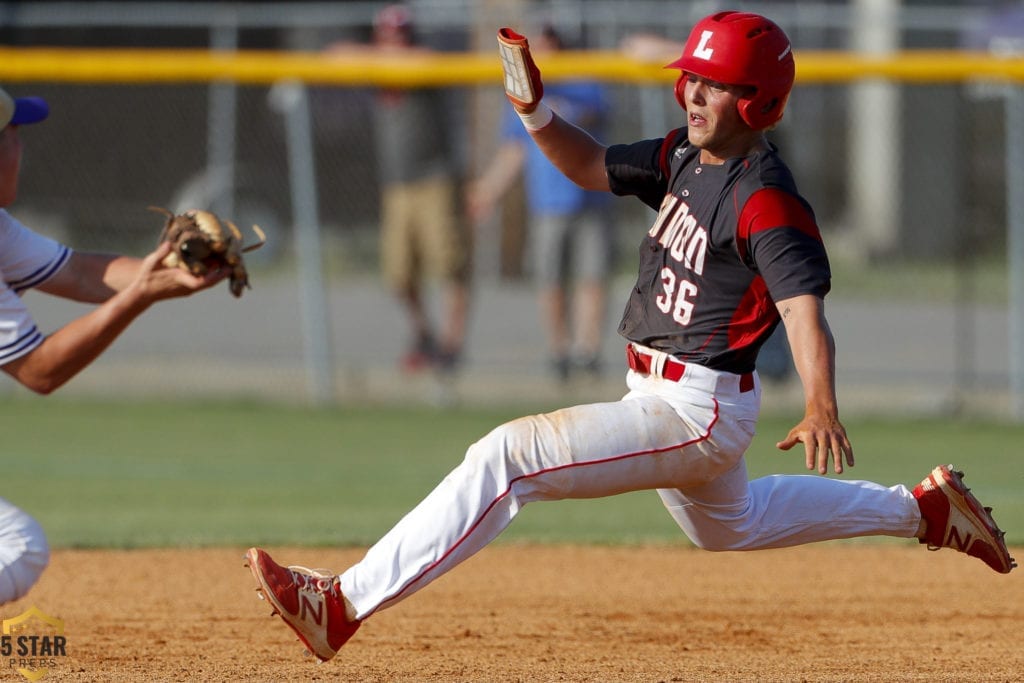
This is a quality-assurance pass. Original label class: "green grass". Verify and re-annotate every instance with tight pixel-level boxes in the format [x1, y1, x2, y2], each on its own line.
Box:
[828, 255, 1008, 304]
[2, 396, 1021, 548]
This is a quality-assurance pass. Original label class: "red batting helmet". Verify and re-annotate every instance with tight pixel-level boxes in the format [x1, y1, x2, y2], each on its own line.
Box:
[666, 11, 795, 130]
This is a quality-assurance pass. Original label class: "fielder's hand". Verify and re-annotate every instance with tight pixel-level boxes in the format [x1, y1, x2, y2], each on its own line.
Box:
[151, 207, 266, 298]
[133, 241, 228, 302]
[497, 28, 544, 113]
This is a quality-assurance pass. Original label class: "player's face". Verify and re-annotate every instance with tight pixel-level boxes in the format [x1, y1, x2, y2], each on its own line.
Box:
[681, 75, 759, 163]
[0, 125, 22, 207]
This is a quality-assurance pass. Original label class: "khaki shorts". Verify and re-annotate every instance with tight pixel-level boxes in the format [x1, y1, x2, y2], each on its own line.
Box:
[380, 175, 471, 291]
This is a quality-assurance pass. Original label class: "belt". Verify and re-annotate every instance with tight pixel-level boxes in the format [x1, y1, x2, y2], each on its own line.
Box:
[625, 343, 755, 393]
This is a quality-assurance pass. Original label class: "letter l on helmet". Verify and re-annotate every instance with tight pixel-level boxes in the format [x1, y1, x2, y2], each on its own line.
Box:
[666, 11, 795, 130]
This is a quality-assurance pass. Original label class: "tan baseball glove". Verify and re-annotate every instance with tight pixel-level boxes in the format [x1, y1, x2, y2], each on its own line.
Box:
[151, 207, 266, 298]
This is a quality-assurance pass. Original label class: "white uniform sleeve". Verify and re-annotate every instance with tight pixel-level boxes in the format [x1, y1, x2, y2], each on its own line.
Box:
[0, 210, 72, 366]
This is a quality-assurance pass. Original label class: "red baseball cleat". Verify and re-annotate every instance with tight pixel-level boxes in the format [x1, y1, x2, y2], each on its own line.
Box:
[913, 465, 1016, 574]
[245, 547, 361, 662]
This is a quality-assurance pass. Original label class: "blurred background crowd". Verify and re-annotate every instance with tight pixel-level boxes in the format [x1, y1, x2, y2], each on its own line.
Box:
[3, 0, 1023, 417]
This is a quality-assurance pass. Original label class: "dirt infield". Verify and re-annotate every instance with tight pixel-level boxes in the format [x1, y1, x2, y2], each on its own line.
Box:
[4, 544, 1021, 682]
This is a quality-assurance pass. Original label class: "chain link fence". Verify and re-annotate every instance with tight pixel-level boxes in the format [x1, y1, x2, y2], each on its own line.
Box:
[2, 1, 1022, 418]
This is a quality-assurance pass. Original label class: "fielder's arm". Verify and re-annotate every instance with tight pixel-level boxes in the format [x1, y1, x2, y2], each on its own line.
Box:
[3, 243, 222, 394]
[36, 251, 142, 303]
[773, 293, 854, 475]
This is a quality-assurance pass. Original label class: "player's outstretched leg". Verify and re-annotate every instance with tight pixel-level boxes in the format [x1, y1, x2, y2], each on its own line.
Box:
[913, 465, 1016, 574]
[245, 548, 361, 662]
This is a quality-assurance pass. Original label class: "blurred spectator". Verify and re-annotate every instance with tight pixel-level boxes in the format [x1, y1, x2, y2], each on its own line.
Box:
[328, 4, 471, 374]
[469, 25, 614, 382]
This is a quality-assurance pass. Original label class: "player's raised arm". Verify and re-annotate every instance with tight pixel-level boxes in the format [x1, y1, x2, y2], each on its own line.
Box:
[497, 28, 610, 192]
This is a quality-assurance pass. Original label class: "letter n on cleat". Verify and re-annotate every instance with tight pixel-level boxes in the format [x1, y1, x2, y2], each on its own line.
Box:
[947, 527, 973, 552]
[299, 595, 323, 625]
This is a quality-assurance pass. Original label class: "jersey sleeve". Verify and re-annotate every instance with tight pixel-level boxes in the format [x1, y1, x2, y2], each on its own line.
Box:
[0, 210, 73, 366]
[604, 137, 671, 210]
[0, 285, 43, 366]
[0, 210, 72, 294]
[737, 188, 831, 302]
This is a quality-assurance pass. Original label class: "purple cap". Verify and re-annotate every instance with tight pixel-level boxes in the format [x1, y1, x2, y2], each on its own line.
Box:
[0, 88, 49, 128]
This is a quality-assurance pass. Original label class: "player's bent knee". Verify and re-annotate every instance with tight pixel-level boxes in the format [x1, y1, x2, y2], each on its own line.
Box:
[464, 417, 545, 476]
[0, 509, 50, 605]
[670, 506, 758, 552]
[464, 422, 519, 468]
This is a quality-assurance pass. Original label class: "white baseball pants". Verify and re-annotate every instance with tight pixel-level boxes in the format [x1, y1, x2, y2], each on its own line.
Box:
[0, 497, 49, 605]
[340, 366, 921, 619]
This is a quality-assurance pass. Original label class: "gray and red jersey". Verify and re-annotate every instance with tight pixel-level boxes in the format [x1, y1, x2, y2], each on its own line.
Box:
[606, 129, 830, 375]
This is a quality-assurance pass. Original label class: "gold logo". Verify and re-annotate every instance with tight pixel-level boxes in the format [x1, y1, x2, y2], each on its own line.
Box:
[1, 606, 66, 682]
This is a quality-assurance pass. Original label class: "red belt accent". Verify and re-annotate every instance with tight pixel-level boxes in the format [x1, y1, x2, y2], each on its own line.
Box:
[626, 344, 755, 393]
